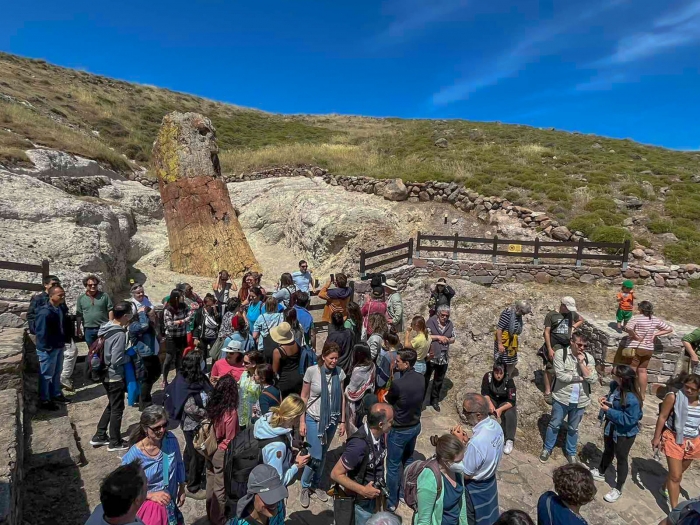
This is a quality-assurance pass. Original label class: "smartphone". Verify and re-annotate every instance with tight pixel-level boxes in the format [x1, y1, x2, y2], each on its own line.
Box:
[330, 274, 335, 283]
[315, 278, 319, 288]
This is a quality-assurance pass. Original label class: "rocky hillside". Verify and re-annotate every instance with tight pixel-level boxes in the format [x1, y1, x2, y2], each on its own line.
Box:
[1, 52, 699, 263]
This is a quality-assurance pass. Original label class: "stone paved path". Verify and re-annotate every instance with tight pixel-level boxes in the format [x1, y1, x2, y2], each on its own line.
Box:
[24, 368, 700, 525]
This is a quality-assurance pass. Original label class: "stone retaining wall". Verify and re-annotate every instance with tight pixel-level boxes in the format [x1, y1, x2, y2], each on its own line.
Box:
[0, 302, 28, 331]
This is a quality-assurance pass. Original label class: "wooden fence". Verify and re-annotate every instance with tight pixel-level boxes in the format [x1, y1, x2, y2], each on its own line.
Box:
[0, 259, 50, 293]
[416, 232, 630, 268]
[359, 239, 414, 278]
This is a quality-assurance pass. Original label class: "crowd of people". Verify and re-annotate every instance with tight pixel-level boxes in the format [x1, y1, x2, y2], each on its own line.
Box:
[25, 265, 700, 525]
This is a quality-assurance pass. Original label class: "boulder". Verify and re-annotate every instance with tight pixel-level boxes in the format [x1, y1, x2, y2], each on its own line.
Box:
[658, 233, 679, 243]
[383, 179, 409, 201]
[434, 138, 448, 148]
[631, 249, 646, 259]
[418, 191, 430, 202]
[551, 226, 572, 241]
[8, 148, 123, 180]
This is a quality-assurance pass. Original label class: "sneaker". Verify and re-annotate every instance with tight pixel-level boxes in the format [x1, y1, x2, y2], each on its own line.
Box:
[52, 394, 71, 404]
[659, 486, 669, 501]
[539, 449, 551, 463]
[503, 440, 514, 455]
[543, 393, 553, 405]
[604, 488, 622, 503]
[60, 379, 74, 392]
[432, 403, 441, 412]
[311, 488, 329, 502]
[300, 488, 311, 509]
[90, 436, 109, 447]
[566, 455, 579, 465]
[107, 442, 129, 452]
[590, 467, 605, 482]
[39, 400, 60, 411]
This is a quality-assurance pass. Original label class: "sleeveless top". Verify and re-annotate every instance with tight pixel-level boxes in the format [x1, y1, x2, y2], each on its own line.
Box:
[276, 344, 303, 396]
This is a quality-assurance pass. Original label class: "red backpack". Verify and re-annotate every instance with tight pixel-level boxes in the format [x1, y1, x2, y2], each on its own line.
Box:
[402, 457, 442, 511]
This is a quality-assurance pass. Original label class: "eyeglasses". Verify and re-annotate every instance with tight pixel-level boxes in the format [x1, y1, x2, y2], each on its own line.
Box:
[148, 422, 168, 433]
[87, 283, 98, 287]
[300, 265, 308, 269]
[572, 341, 588, 348]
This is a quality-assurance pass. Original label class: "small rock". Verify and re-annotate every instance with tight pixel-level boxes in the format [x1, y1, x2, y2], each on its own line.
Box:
[591, 142, 603, 149]
[383, 179, 409, 201]
[631, 249, 646, 259]
[551, 226, 572, 241]
[451, 218, 458, 225]
[434, 138, 448, 148]
[418, 191, 430, 202]
[658, 233, 679, 243]
[580, 274, 597, 284]
[654, 274, 666, 287]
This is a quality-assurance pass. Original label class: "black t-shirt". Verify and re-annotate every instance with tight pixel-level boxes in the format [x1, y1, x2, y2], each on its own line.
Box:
[386, 368, 425, 428]
[341, 425, 386, 486]
[480, 372, 516, 407]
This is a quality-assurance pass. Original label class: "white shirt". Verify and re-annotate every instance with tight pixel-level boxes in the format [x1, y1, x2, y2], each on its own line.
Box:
[85, 505, 145, 525]
[462, 417, 504, 481]
[303, 366, 346, 420]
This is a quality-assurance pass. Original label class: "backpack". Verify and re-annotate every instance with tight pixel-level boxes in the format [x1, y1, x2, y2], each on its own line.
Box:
[298, 343, 318, 376]
[224, 426, 288, 504]
[402, 457, 442, 511]
[679, 500, 700, 525]
[194, 420, 219, 459]
[86, 336, 107, 382]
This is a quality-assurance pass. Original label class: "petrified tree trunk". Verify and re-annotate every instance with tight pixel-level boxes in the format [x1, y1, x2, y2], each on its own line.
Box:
[152, 112, 258, 277]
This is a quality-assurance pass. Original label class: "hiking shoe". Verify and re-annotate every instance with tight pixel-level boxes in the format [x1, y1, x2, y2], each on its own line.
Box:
[566, 455, 579, 465]
[432, 403, 441, 412]
[39, 400, 60, 411]
[604, 488, 622, 503]
[90, 436, 109, 447]
[107, 442, 129, 452]
[539, 449, 551, 463]
[503, 440, 514, 455]
[52, 394, 71, 404]
[543, 393, 553, 405]
[590, 467, 605, 482]
[300, 488, 311, 509]
[311, 488, 329, 502]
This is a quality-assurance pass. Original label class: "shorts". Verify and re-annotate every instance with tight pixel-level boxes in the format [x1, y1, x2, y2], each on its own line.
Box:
[661, 428, 700, 461]
[616, 309, 633, 323]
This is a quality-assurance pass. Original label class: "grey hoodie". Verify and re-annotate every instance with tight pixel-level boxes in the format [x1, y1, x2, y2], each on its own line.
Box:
[98, 322, 128, 382]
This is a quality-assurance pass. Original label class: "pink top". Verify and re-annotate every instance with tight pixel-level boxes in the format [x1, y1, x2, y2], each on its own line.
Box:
[627, 315, 672, 352]
[214, 408, 239, 450]
[211, 359, 245, 382]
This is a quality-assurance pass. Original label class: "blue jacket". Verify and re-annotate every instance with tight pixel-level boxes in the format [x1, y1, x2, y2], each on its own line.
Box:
[128, 311, 157, 357]
[35, 303, 66, 352]
[598, 381, 643, 438]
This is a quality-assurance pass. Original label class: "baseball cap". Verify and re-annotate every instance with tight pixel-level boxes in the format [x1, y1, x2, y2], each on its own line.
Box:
[236, 464, 288, 517]
[622, 280, 634, 289]
[560, 296, 577, 312]
[222, 340, 243, 353]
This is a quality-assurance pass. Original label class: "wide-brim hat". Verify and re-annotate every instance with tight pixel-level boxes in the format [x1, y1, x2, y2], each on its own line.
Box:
[270, 322, 295, 344]
[222, 340, 243, 353]
[384, 279, 398, 291]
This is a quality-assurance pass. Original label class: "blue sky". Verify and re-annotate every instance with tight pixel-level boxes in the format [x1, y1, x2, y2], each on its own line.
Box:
[1, 0, 699, 149]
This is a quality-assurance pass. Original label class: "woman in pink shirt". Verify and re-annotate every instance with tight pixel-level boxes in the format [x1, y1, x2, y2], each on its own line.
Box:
[210, 340, 246, 383]
[625, 300, 673, 400]
[205, 375, 239, 525]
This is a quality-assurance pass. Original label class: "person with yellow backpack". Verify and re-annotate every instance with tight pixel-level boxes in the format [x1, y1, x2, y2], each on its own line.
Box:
[493, 301, 532, 377]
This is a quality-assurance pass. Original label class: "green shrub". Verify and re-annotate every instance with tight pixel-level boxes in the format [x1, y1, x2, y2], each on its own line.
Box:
[647, 219, 673, 234]
[568, 214, 605, 237]
[689, 279, 700, 290]
[589, 226, 633, 254]
[635, 236, 653, 248]
[584, 197, 617, 212]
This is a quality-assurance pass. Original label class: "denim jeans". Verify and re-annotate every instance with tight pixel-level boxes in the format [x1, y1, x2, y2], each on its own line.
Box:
[84, 327, 100, 348]
[354, 498, 376, 525]
[37, 347, 64, 401]
[301, 415, 337, 489]
[544, 401, 585, 456]
[414, 360, 426, 375]
[386, 423, 421, 509]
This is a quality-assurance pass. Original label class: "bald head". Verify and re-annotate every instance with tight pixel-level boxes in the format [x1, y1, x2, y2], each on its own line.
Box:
[461, 393, 490, 426]
[367, 403, 394, 431]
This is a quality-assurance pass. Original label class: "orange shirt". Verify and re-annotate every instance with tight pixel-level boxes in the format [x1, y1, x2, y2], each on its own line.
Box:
[617, 291, 635, 311]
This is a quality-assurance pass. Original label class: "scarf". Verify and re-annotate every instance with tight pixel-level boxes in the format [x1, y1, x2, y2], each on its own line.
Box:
[674, 389, 689, 445]
[318, 365, 342, 444]
[345, 363, 375, 402]
[507, 307, 523, 335]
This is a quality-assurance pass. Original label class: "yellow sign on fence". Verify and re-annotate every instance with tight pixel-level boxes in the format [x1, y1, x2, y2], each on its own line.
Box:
[508, 244, 522, 253]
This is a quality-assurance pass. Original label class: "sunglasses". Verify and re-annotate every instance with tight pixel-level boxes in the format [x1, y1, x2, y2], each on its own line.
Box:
[148, 422, 168, 433]
[87, 283, 98, 287]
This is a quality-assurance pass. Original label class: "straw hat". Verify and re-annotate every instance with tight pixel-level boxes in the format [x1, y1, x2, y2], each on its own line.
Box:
[270, 322, 295, 344]
[384, 279, 398, 291]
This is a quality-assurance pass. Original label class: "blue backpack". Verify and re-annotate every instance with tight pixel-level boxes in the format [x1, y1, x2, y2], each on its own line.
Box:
[679, 500, 700, 525]
[298, 344, 317, 376]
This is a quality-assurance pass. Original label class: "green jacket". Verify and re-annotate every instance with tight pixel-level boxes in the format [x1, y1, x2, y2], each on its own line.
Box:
[552, 347, 598, 408]
[682, 328, 700, 349]
[415, 468, 468, 525]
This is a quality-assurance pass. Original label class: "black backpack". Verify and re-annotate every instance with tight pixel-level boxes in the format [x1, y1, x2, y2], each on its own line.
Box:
[679, 500, 700, 525]
[223, 426, 289, 512]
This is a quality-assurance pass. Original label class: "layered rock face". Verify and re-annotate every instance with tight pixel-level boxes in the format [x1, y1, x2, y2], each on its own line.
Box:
[152, 112, 258, 277]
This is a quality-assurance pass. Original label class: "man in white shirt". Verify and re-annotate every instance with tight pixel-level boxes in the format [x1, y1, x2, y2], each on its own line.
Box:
[452, 393, 503, 525]
[85, 462, 147, 525]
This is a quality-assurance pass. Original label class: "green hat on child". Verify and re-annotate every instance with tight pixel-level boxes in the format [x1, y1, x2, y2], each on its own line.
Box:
[622, 280, 634, 289]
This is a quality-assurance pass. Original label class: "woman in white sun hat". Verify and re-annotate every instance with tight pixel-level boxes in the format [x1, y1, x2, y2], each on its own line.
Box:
[384, 279, 404, 335]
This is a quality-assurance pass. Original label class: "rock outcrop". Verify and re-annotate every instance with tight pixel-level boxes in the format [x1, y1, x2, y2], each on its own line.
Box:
[152, 112, 258, 278]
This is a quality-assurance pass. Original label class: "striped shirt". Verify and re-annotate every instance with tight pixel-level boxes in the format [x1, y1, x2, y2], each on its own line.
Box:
[493, 308, 523, 365]
[121, 432, 185, 497]
[626, 315, 671, 352]
[685, 404, 700, 438]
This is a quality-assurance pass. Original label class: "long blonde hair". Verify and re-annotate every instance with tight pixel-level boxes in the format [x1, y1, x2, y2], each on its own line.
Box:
[269, 393, 305, 427]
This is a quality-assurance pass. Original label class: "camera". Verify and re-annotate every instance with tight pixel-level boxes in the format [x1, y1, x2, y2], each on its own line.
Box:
[373, 478, 390, 498]
[299, 443, 322, 471]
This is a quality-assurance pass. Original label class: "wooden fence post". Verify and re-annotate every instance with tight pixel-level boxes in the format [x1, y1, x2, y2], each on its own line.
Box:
[359, 250, 366, 278]
[492, 235, 499, 264]
[453, 232, 459, 260]
[621, 239, 630, 270]
[41, 259, 50, 279]
[407, 237, 414, 266]
[576, 238, 584, 267]
[416, 231, 422, 258]
[533, 237, 540, 266]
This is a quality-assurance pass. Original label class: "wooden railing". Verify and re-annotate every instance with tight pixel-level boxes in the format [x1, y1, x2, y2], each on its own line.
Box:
[0, 260, 50, 293]
[415, 232, 630, 269]
[359, 240, 414, 278]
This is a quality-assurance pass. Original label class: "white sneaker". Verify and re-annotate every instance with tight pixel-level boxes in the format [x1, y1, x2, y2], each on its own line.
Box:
[604, 488, 622, 503]
[503, 440, 514, 455]
[589, 467, 605, 482]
